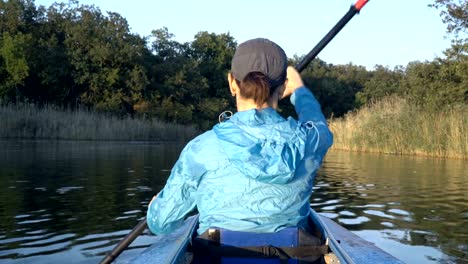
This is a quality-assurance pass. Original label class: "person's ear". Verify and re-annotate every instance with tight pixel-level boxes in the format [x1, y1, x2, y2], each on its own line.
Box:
[227, 72, 238, 97]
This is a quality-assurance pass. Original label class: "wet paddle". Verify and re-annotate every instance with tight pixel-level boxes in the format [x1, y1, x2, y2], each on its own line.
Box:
[99, 1, 369, 263]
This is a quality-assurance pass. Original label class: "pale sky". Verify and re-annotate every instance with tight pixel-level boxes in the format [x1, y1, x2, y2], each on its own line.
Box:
[35, 0, 452, 69]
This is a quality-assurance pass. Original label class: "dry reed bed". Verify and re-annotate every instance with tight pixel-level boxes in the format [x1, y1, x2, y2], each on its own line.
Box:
[2, 100, 467, 159]
[328, 97, 467, 159]
[0, 103, 199, 142]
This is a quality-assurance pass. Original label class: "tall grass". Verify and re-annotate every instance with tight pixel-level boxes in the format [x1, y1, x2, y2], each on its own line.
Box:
[0, 103, 200, 142]
[328, 97, 467, 159]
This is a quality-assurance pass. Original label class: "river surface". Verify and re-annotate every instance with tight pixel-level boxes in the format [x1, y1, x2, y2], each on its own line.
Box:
[0, 140, 466, 264]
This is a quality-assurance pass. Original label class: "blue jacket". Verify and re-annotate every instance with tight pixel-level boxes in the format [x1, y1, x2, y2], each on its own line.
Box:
[147, 87, 333, 235]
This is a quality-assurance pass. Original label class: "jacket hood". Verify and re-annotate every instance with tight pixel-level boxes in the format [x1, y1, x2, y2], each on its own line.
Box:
[213, 108, 305, 184]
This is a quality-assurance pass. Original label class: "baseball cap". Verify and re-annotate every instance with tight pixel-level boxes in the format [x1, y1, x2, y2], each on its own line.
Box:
[231, 38, 288, 88]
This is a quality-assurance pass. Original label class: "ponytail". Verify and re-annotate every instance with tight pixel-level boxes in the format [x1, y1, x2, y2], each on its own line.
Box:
[237, 72, 276, 107]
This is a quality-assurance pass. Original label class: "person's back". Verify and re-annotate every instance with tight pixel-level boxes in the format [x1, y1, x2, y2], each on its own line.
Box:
[146, 38, 333, 235]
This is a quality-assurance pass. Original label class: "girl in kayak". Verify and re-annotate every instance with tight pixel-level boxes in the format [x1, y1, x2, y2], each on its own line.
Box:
[147, 38, 333, 235]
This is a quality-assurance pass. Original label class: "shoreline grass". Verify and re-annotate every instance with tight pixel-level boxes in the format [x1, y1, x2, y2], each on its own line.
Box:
[328, 97, 467, 159]
[2, 100, 467, 159]
[0, 103, 200, 142]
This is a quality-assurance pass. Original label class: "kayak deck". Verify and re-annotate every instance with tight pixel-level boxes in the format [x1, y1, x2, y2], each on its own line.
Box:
[311, 210, 404, 263]
[124, 211, 404, 264]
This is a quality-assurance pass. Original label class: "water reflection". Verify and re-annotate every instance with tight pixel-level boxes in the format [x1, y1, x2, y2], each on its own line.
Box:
[313, 151, 468, 263]
[0, 140, 184, 263]
[0, 140, 466, 263]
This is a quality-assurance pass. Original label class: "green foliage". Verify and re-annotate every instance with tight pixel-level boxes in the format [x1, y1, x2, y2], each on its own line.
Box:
[191, 31, 236, 98]
[0, 32, 30, 97]
[429, 0, 468, 41]
[148, 28, 235, 128]
[401, 45, 467, 110]
[0, 0, 466, 134]
[294, 58, 369, 118]
[356, 65, 404, 106]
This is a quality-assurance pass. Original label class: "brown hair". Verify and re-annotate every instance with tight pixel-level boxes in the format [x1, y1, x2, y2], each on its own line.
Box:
[237, 72, 279, 107]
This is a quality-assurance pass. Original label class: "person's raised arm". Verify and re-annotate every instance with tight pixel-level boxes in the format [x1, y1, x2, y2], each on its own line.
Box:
[283, 66, 333, 157]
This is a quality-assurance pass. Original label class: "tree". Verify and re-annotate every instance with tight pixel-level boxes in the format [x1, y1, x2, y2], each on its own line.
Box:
[61, 3, 149, 114]
[356, 65, 404, 106]
[401, 57, 467, 109]
[0, 0, 41, 101]
[429, 0, 468, 41]
[147, 28, 204, 123]
[0, 32, 30, 98]
[191, 31, 236, 98]
[297, 59, 369, 118]
[190, 32, 237, 125]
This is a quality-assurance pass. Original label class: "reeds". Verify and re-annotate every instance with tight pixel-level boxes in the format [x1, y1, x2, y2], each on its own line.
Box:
[328, 97, 467, 159]
[0, 103, 200, 142]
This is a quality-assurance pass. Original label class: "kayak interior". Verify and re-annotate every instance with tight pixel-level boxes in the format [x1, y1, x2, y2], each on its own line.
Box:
[123, 210, 404, 264]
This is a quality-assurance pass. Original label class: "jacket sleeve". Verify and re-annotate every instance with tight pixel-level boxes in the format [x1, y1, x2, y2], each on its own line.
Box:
[290, 87, 333, 160]
[146, 141, 204, 235]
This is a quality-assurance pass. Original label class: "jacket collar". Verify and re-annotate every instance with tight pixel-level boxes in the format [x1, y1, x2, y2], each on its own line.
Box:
[229, 108, 285, 125]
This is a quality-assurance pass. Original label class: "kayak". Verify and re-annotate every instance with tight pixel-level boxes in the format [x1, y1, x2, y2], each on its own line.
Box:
[123, 209, 404, 264]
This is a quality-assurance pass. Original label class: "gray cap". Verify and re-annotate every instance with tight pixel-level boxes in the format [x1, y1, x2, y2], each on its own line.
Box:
[231, 38, 287, 88]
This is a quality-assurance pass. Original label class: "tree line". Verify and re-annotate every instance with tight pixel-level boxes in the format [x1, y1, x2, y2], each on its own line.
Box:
[0, 0, 466, 129]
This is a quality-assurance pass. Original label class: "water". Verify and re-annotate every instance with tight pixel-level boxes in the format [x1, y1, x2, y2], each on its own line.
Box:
[313, 152, 468, 263]
[0, 140, 466, 263]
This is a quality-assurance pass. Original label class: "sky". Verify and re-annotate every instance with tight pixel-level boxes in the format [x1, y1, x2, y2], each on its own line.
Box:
[34, 0, 453, 70]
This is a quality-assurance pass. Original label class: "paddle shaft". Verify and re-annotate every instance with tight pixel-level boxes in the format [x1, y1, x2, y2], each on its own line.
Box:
[99, 218, 147, 264]
[99, 1, 369, 263]
[295, 0, 369, 72]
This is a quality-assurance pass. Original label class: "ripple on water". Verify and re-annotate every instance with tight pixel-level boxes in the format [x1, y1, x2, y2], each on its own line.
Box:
[388, 208, 411, 216]
[0, 239, 72, 258]
[352, 204, 386, 209]
[423, 215, 445, 222]
[319, 212, 339, 219]
[381, 222, 395, 228]
[14, 214, 31, 219]
[75, 230, 130, 243]
[315, 182, 330, 187]
[124, 210, 141, 215]
[461, 211, 468, 219]
[364, 209, 395, 219]
[321, 199, 340, 205]
[17, 218, 51, 225]
[323, 204, 346, 211]
[339, 210, 356, 217]
[0, 234, 49, 245]
[20, 233, 76, 247]
[115, 215, 137, 221]
[136, 186, 152, 192]
[114, 210, 141, 220]
[56, 186, 84, 194]
[338, 216, 371, 225]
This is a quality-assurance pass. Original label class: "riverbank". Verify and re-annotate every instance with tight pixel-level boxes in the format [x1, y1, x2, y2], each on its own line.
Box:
[328, 97, 467, 159]
[2, 100, 467, 159]
[0, 103, 199, 142]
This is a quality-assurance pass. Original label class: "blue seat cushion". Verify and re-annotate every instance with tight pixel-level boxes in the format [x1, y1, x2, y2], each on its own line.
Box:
[219, 227, 299, 264]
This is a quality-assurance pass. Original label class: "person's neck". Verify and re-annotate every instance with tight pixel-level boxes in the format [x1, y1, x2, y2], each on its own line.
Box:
[235, 99, 269, 112]
[235, 97, 278, 112]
